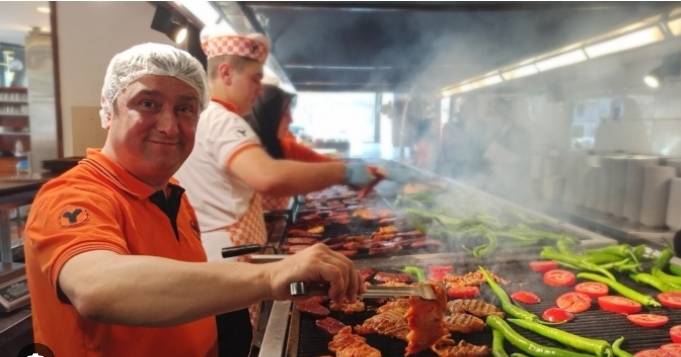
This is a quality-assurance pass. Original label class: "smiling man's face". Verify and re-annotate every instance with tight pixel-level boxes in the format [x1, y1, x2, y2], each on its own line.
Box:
[104, 75, 200, 187]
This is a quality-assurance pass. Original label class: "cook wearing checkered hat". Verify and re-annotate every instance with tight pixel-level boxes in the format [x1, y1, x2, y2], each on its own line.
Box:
[175, 23, 383, 357]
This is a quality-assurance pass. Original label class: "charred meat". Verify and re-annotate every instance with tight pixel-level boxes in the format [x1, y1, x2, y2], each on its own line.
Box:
[330, 299, 366, 314]
[446, 299, 504, 318]
[431, 337, 490, 357]
[316, 317, 348, 335]
[329, 326, 382, 357]
[373, 271, 413, 285]
[295, 297, 330, 317]
[354, 307, 409, 340]
[443, 313, 485, 334]
[405, 283, 448, 356]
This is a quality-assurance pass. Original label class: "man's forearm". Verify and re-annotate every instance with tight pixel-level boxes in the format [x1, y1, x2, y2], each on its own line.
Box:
[264, 160, 346, 196]
[60, 251, 272, 327]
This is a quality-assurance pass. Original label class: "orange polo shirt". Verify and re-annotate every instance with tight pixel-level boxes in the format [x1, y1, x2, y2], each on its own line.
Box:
[24, 149, 217, 357]
[280, 134, 333, 163]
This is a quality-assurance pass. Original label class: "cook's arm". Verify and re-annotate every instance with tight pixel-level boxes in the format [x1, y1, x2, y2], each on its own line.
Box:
[58, 244, 361, 326]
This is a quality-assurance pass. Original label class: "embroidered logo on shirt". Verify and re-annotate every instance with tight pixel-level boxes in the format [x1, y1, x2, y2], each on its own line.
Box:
[236, 129, 246, 137]
[59, 206, 89, 227]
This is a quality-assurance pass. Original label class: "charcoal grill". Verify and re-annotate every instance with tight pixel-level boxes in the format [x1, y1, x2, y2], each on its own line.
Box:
[289, 253, 681, 357]
[259, 162, 625, 356]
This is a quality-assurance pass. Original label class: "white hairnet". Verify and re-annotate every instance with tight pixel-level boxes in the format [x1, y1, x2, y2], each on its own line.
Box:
[99, 43, 207, 128]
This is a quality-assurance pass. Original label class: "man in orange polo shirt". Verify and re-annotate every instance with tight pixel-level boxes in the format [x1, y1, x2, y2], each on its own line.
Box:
[23, 43, 363, 357]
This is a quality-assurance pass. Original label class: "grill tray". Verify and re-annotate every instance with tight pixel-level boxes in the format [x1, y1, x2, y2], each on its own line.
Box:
[294, 259, 681, 356]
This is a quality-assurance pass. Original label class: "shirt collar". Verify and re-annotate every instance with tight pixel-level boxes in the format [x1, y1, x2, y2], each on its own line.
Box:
[211, 97, 239, 113]
[80, 148, 160, 199]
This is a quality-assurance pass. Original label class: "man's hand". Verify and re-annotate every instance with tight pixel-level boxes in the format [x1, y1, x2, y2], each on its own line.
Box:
[264, 244, 364, 302]
[344, 162, 382, 188]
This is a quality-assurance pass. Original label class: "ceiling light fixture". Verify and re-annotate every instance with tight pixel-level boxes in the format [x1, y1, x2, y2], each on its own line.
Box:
[668, 18, 681, 36]
[501, 64, 539, 80]
[643, 74, 660, 88]
[174, 27, 188, 44]
[535, 49, 588, 72]
[585, 26, 665, 58]
[36, 6, 50, 14]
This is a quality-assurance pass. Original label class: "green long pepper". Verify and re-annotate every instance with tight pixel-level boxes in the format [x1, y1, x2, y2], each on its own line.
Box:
[492, 328, 510, 357]
[508, 318, 612, 357]
[652, 267, 681, 288]
[487, 316, 596, 357]
[630, 272, 681, 292]
[577, 272, 661, 307]
[479, 267, 545, 323]
[541, 247, 616, 280]
[612, 337, 633, 357]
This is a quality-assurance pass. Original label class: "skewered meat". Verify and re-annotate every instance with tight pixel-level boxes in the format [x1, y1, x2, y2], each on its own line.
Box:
[307, 225, 324, 234]
[431, 337, 490, 357]
[354, 307, 409, 340]
[378, 225, 398, 234]
[395, 230, 426, 238]
[285, 244, 312, 254]
[358, 268, 375, 282]
[373, 271, 413, 285]
[443, 271, 508, 287]
[352, 208, 378, 221]
[295, 298, 330, 317]
[411, 239, 443, 250]
[405, 283, 448, 356]
[286, 228, 322, 238]
[443, 313, 485, 333]
[337, 250, 358, 257]
[378, 217, 398, 225]
[316, 317, 347, 335]
[376, 299, 410, 314]
[329, 326, 381, 357]
[371, 233, 398, 242]
[326, 216, 351, 225]
[446, 299, 504, 318]
[375, 208, 394, 219]
[369, 241, 402, 255]
[286, 237, 320, 245]
[378, 281, 411, 287]
[330, 300, 366, 314]
[342, 241, 360, 251]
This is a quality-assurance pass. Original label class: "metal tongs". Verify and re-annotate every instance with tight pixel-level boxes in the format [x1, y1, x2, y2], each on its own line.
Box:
[289, 281, 437, 300]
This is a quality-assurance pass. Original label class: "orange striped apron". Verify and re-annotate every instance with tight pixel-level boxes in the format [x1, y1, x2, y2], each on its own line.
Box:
[261, 195, 291, 212]
[223, 192, 267, 330]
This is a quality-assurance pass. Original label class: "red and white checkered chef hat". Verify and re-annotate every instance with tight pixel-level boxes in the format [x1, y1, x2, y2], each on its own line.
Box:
[201, 24, 269, 63]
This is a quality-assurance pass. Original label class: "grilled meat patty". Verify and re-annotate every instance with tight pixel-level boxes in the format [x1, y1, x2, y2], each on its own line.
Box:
[443, 313, 485, 334]
[431, 337, 490, 357]
[329, 326, 382, 357]
[446, 299, 504, 318]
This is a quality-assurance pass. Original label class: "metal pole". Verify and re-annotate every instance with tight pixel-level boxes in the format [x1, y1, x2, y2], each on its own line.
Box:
[0, 209, 12, 263]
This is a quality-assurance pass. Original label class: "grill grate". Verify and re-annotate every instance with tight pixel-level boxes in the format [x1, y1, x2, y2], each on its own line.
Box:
[295, 259, 681, 356]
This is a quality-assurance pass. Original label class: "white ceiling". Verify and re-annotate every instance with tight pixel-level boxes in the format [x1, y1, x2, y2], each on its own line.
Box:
[0, 2, 50, 45]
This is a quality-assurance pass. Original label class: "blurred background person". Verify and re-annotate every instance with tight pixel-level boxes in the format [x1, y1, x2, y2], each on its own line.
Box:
[245, 84, 336, 211]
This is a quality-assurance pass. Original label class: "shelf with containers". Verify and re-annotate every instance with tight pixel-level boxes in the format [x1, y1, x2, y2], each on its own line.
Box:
[0, 88, 30, 176]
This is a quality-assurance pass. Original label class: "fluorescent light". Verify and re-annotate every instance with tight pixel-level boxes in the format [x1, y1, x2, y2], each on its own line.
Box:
[477, 74, 503, 86]
[176, 0, 220, 26]
[502, 64, 538, 80]
[36, 6, 50, 14]
[585, 26, 664, 58]
[669, 18, 681, 36]
[644, 74, 660, 88]
[441, 86, 464, 97]
[175, 27, 188, 44]
[535, 50, 587, 72]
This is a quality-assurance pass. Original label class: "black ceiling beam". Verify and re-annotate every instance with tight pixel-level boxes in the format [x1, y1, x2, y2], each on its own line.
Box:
[243, 1, 632, 13]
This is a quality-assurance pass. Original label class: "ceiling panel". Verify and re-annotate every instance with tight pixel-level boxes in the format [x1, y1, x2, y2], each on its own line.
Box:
[232, 1, 676, 92]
